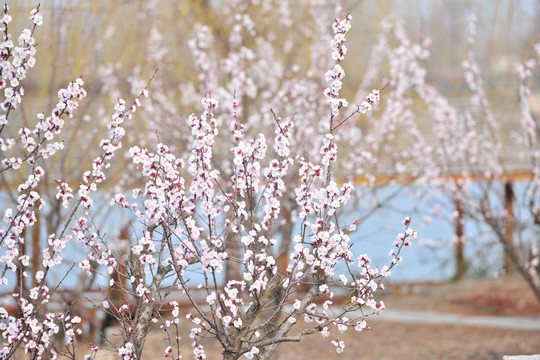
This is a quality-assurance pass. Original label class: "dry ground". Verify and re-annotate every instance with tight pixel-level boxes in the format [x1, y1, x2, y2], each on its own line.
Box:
[382, 274, 540, 317]
[85, 274, 540, 359]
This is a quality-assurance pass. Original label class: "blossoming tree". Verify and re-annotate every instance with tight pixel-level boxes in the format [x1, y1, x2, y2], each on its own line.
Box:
[0, 5, 416, 360]
[354, 12, 540, 299]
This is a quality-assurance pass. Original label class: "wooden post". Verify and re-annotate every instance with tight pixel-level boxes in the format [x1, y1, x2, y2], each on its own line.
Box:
[109, 227, 129, 305]
[455, 198, 465, 281]
[504, 181, 515, 273]
[277, 206, 292, 275]
[17, 231, 27, 295]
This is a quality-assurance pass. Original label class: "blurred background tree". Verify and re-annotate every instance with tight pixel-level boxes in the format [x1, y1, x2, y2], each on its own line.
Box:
[3, 0, 540, 292]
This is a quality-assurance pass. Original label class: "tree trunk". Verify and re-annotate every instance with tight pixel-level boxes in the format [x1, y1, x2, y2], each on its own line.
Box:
[497, 229, 540, 304]
[485, 213, 540, 304]
[222, 350, 240, 360]
[225, 234, 243, 283]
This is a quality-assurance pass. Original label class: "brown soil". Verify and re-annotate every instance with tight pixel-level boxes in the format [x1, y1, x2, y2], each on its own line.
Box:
[136, 322, 540, 360]
[278, 323, 540, 360]
[383, 274, 540, 317]
[83, 274, 540, 359]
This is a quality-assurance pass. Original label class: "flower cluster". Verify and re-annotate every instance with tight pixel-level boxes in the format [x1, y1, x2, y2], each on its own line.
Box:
[324, 15, 352, 117]
[0, 76, 89, 303]
[359, 89, 380, 114]
[188, 97, 220, 211]
[0, 5, 41, 114]
[260, 115, 294, 230]
[0, 7, 161, 358]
